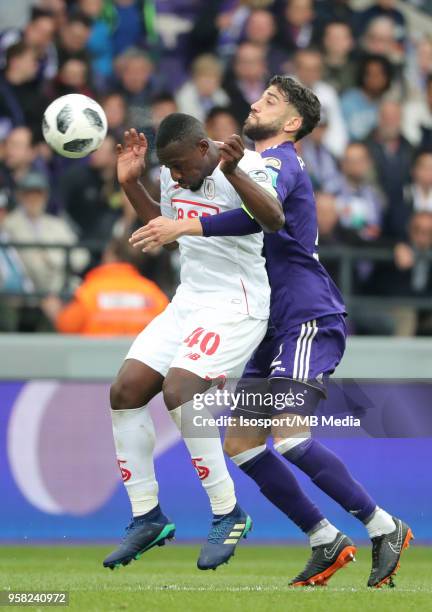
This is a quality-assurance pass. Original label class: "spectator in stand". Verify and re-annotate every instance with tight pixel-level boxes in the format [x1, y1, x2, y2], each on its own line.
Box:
[4, 171, 87, 294]
[223, 41, 268, 125]
[0, 127, 49, 207]
[56, 11, 92, 67]
[0, 7, 58, 82]
[341, 54, 394, 141]
[366, 100, 414, 240]
[403, 73, 432, 149]
[293, 48, 348, 158]
[367, 212, 432, 335]
[114, 47, 155, 131]
[404, 36, 432, 101]
[0, 42, 48, 142]
[298, 110, 342, 194]
[101, 91, 127, 141]
[321, 20, 356, 94]
[357, 0, 407, 49]
[296, 113, 331, 188]
[403, 151, 432, 215]
[59, 134, 121, 241]
[140, 93, 179, 185]
[243, 9, 288, 75]
[189, 0, 251, 69]
[336, 142, 384, 241]
[0, 189, 33, 331]
[175, 54, 230, 123]
[274, 0, 318, 54]
[102, 0, 145, 57]
[77, 0, 113, 90]
[205, 107, 240, 142]
[41, 238, 169, 336]
[46, 56, 94, 99]
[314, 0, 358, 34]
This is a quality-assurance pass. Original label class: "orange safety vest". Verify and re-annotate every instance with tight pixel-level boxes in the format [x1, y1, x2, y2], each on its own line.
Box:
[56, 262, 169, 336]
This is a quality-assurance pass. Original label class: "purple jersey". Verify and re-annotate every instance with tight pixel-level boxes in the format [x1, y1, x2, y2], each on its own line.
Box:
[261, 141, 345, 330]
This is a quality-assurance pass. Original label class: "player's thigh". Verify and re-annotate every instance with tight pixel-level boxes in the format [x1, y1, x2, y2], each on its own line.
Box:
[163, 366, 212, 411]
[170, 308, 268, 382]
[111, 359, 164, 410]
[125, 301, 184, 378]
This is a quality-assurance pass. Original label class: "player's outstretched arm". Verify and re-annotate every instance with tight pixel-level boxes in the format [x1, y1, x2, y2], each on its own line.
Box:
[117, 128, 162, 224]
[130, 217, 203, 252]
[129, 208, 263, 251]
[219, 135, 285, 232]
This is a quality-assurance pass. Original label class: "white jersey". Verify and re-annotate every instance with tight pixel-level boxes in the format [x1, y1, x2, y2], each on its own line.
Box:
[160, 150, 274, 319]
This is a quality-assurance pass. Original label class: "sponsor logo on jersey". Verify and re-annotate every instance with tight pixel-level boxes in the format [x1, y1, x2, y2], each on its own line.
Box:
[204, 177, 215, 200]
[248, 169, 270, 182]
[264, 156, 281, 170]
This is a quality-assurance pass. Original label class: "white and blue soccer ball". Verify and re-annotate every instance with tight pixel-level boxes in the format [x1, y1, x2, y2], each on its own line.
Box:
[42, 93, 108, 159]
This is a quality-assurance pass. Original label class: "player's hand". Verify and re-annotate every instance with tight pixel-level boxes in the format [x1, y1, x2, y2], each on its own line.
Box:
[130, 217, 181, 251]
[218, 134, 245, 175]
[116, 128, 148, 185]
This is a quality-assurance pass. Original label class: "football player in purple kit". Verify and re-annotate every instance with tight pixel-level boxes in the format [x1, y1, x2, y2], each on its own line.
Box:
[130, 76, 413, 588]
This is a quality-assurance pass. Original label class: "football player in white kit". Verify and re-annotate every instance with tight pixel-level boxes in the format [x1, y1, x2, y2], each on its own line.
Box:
[103, 114, 284, 570]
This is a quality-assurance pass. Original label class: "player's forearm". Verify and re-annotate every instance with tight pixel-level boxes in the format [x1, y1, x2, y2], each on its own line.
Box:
[223, 167, 285, 231]
[121, 178, 161, 224]
[200, 208, 261, 237]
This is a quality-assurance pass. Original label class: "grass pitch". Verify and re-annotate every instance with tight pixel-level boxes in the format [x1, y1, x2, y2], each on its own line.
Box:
[0, 545, 430, 612]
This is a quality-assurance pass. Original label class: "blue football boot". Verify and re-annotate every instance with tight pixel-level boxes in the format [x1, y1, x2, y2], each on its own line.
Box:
[103, 505, 175, 569]
[197, 503, 252, 570]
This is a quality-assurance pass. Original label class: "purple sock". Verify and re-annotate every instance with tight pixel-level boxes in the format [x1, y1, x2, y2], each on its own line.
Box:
[240, 449, 325, 533]
[282, 439, 376, 522]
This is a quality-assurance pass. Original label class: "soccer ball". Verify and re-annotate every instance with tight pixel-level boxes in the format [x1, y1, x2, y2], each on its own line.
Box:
[42, 94, 108, 159]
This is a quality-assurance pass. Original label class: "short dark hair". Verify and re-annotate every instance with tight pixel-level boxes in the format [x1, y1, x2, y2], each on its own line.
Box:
[269, 75, 321, 141]
[5, 42, 33, 67]
[66, 11, 93, 29]
[357, 53, 393, 91]
[205, 106, 235, 122]
[156, 113, 207, 150]
[151, 92, 176, 107]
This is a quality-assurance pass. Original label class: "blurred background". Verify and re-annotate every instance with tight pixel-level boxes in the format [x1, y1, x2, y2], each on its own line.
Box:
[0, 0, 432, 545]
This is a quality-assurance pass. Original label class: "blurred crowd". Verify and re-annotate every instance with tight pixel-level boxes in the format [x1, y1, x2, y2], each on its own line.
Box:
[1, 0, 432, 336]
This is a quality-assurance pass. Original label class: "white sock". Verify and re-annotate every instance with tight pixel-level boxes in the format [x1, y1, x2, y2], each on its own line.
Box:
[308, 519, 339, 547]
[170, 404, 236, 515]
[231, 445, 267, 466]
[274, 433, 311, 455]
[111, 406, 159, 517]
[364, 507, 395, 538]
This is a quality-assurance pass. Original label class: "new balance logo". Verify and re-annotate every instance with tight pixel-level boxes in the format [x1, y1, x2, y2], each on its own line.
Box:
[191, 457, 210, 480]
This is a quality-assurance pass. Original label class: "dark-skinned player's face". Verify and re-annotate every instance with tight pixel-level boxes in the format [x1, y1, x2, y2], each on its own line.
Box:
[158, 140, 210, 191]
[244, 85, 294, 141]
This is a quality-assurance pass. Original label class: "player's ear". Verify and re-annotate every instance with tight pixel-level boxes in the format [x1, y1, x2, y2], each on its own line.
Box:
[198, 139, 209, 156]
[283, 115, 302, 135]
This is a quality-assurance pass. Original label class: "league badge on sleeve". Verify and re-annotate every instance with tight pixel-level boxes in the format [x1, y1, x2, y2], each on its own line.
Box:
[204, 177, 215, 200]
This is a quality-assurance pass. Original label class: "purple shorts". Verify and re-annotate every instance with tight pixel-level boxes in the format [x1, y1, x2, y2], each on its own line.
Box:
[242, 314, 347, 396]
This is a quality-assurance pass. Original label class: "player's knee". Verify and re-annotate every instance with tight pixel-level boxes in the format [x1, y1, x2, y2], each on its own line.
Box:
[110, 378, 139, 411]
[162, 378, 182, 411]
[224, 436, 260, 458]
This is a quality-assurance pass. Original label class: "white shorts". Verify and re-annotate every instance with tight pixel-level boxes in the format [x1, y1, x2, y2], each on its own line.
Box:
[126, 298, 267, 380]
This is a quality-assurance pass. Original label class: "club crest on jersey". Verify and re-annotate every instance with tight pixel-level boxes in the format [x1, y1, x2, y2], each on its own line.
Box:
[264, 157, 281, 170]
[204, 177, 215, 200]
